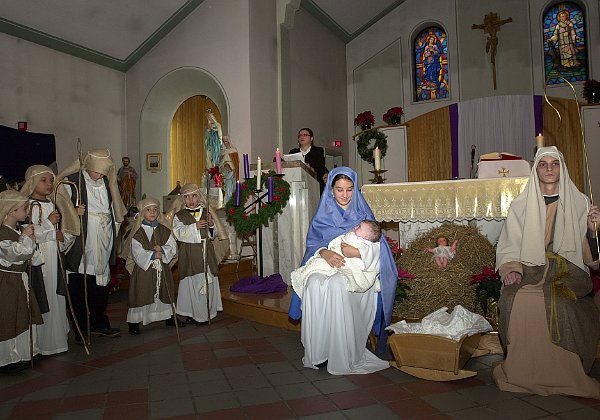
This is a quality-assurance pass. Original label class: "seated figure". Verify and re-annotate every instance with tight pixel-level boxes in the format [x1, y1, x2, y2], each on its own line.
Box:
[493, 146, 600, 398]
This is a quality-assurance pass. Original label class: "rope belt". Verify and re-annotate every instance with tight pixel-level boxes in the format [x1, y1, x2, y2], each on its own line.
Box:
[89, 212, 111, 276]
[151, 258, 163, 303]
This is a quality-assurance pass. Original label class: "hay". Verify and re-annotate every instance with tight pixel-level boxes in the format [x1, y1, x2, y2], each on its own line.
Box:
[394, 223, 496, 320]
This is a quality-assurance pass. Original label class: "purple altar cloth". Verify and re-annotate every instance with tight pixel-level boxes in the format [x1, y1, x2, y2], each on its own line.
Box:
[229, 273, 288, 294]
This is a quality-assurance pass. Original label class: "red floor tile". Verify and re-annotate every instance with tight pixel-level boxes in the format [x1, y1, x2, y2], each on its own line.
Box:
[250, 352, 286, 364]
[105, 389, 148, 406]
[61, 393, 106, 411]
[244, 401, 295, 419]
[287, 395, 338, 417]
[180, 342, 212, 353]
[211, 340, 241, 349]
[365, 384, 414, 403]
[103, 403, 149, 419]
[10, 399, 62, 417]
[217, 356, 254, 367]
[387, 397, 440, 418]
[184, 358, 220, 371]
[327, 389, 378, 409]
[401, 379, 455, 396]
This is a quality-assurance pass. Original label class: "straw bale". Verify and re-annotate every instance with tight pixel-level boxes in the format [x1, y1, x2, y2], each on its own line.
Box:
[394, 223, 495, 320]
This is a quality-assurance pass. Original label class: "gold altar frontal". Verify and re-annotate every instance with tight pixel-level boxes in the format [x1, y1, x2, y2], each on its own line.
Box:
[361, 177, 529, 222]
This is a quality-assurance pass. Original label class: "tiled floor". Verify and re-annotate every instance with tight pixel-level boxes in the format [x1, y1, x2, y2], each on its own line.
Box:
[1, 291, 600, 419]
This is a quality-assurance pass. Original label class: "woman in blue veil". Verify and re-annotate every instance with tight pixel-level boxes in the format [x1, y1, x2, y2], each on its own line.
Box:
[288, 167, 397, 374]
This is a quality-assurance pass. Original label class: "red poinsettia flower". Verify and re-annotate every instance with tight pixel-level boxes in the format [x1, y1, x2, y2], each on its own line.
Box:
[398, 267, 415, 279]
[354, 111, 375, 127]
[209, 165, 220, 176]
[383, 107, 404, 125]
[229, 208, 236, 214]
[470, 266, 499, 284]
[242, 183, 248, 189]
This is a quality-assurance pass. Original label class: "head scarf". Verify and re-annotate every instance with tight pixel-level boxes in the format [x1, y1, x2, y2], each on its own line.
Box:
[57, 149, 126, 223]
[496, 146, 589, 272]
[122, 197, 168, 273]
[20, 165, 80, 236]
[165, 183, 228, 241]
[289, 167, 398, 351]
[0, 190, 29, 223]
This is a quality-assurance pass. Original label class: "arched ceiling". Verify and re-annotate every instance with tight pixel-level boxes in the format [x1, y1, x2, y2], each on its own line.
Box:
[0, 0, 405, 72]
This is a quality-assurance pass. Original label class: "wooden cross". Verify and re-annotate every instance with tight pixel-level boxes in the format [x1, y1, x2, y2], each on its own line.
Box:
[472, 12, 512, 90]
[498, 167, 510, 177]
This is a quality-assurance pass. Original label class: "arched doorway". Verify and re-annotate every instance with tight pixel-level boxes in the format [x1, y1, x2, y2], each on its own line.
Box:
[170, 95, 222, 189]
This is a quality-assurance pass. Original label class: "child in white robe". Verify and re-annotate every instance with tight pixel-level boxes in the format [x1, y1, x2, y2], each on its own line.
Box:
[124, 198, 178, 335]
[21, 165, 77, 355]
[291, 220, 381, 298]
[0, 190, 42, 372]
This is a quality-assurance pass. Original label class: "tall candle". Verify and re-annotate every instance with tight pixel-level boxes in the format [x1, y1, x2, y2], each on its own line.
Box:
[256, 157, 262, 189]
[535, 133, 544, 149]
[275, 148, 282, 174]
[235, 181, 241, 206]
[267, 176, 273, 203]
[373, 146, 381, 171]
[243, 154, 250, 179]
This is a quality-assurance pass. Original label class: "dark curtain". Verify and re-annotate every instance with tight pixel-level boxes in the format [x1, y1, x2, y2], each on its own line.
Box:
[0, 125, 56, 182]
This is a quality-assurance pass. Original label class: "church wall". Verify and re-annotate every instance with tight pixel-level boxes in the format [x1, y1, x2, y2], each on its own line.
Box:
[284, 9, 348, 166]
[125, 0, 253, 199]
[0, 32, 125, 171]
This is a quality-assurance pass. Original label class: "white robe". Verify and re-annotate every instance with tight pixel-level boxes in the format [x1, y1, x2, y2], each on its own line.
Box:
[126, 225, 177, 325]
[0, 231, 39, 366]
[172, 212, 222, 322]
[299, 232, 388, 375]
[31, 200, 74, 355]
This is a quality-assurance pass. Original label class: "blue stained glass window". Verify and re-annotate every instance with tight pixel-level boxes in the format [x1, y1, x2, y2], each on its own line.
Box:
[543, 2, 587, 85]
[414, 27, 449, 102]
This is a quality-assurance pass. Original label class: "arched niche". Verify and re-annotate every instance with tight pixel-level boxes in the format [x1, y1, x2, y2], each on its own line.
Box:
[139, 67, 228, 201]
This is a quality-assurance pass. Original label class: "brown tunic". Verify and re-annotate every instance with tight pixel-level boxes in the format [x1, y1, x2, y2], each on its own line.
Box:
[175, 209, 219, 278]
[128, 224, 175, 308]
[0, 226, 43, 342]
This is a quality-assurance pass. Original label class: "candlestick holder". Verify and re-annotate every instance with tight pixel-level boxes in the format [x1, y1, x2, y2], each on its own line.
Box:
[369, 169, 387, 184]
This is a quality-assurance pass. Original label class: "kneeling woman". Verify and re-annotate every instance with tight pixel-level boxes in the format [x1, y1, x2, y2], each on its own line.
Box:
[288, 167, 397, 375]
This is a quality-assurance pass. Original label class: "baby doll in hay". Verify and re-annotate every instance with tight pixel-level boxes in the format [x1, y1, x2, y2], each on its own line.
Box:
[424, 235, 459, 268]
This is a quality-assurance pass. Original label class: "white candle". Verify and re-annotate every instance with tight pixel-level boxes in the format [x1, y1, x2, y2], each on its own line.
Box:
[256, 156, 262, 189]
[535, 133, 544, 149]
[373, 147, 381, 171]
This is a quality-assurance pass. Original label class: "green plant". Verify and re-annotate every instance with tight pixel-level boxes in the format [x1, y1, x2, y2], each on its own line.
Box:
[470, 266, 501, 315]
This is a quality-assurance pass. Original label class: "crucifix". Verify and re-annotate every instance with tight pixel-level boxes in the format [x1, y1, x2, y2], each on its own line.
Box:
[472, 12, 512, 90]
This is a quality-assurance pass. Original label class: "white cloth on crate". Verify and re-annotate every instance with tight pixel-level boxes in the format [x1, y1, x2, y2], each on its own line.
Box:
[172, 212, 223, 322]
[0, 233, 39, 365]
[301, 272, 389, 374]
[126, 224, 177, 325]
[31, 200, 74, 355]
[291, 232, 380, 299]
[386, 305, 493, 342]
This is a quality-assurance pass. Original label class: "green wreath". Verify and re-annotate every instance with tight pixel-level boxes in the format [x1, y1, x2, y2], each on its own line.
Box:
[356, 129, 388, 164]
[225, 170, 291, 236]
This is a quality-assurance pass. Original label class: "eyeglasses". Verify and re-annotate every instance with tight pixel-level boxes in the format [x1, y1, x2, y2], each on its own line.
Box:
[298, 133, 311, 138]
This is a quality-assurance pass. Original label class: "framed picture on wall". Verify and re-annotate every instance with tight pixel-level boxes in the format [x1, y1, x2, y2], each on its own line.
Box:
[146, 153, 162, 171]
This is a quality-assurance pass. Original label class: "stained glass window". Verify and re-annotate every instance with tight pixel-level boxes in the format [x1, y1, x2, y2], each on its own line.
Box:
[543, 2, 587, 85]
[414, 26, 449, 102]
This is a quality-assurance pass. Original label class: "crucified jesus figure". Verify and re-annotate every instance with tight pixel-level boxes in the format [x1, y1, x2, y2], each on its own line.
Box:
[472, 12, 512, 90]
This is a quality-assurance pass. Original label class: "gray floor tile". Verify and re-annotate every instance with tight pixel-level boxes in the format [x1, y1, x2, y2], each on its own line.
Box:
[54, 408, 104, 420]
[149, 383, 192, 401]
[456, 384, 515, 404]
[223, 364, 263, 378]
[235, 387, 281, 406]
[194, 392, 240, 413]
[228, 374, 271, 390]
[522, 394, 586, 413]
[21, 384, 68, 401]
[148, 372, 188, 387]
[555, 407, 600, 419]
[257, 361, 298, 374]
[487, 397, 550, 419]
[188, 368, 226, 383]
[276, 382, 322, 400]
[312, 377, 359, 394]
[268, 370, 309, 386]
[64, 380, 109, 397]
[149, 361, 184, 375]
[299, 412, 348, 420]
[214, 347, 248, 358]
[449, 406, 504, 420]
[190, 379, 232, 396]
[423, 390, 479, 412]
[150, 396, 195, 418]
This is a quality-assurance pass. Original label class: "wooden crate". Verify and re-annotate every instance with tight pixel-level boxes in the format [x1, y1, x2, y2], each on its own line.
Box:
[388, 333, 482, 381]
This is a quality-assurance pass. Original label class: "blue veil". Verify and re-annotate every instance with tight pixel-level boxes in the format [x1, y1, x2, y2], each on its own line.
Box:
[288, 167, 397, 354]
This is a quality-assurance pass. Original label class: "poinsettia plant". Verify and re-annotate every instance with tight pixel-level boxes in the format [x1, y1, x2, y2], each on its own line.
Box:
[386, 236, 414, 301]
[383, 107, 404, 125]
[354, 111, 375, 129]
[471, 266, 501, 316]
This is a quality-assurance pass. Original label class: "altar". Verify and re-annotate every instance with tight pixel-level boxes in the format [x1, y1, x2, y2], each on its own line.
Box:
[361, 177, 529, 246]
